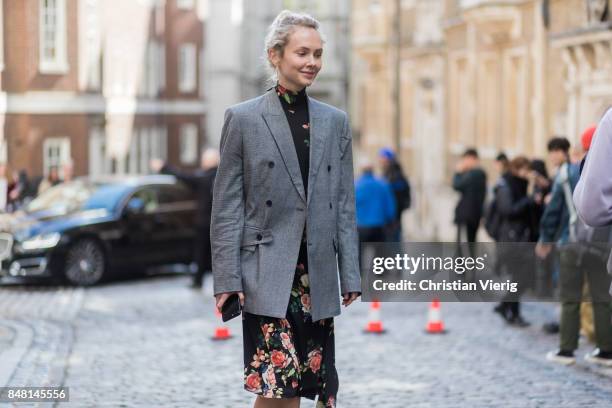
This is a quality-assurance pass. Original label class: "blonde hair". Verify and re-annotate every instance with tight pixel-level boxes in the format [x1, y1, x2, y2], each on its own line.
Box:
[263, 10, 324, 82]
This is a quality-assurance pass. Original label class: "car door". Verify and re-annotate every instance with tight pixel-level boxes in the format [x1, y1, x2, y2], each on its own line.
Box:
[117, 185, 165, 267]
[154, 183, 197, 264]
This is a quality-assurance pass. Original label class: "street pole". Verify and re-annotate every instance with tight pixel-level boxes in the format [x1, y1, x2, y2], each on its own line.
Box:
[392, 0, 401, 154]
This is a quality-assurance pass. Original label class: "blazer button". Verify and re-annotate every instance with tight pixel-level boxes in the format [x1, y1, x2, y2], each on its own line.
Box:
[329, 202, 333, 209]
[256, 234, 263, 241]
[328, 165, 331, 172]
[266, 200, 272, 207]
[268, 161, 275, 168]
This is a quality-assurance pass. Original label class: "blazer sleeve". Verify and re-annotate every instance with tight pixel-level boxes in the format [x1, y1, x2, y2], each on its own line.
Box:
[337, 114, 362, 295]
[574, 109, 612, 227]
[211, 108, 245, 295]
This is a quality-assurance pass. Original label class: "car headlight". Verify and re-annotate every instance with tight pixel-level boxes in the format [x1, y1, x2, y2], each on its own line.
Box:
[20, 233, 61, 251]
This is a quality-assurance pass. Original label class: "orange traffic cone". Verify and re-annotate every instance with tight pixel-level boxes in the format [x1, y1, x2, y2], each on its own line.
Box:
[364, 301, 386, 334]
[212, 307, 233, 341]
[425, 299, 446, 334]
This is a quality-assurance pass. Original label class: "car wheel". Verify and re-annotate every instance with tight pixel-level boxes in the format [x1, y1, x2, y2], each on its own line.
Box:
[64, 238, 106, 286]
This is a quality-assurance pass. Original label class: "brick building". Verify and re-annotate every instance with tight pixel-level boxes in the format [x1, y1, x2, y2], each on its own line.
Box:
[0, 0, 206, 181]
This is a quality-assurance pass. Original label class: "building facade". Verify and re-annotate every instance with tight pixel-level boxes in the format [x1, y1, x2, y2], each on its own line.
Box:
[0, 0, 206, 182]
[351, 0, 612, 241]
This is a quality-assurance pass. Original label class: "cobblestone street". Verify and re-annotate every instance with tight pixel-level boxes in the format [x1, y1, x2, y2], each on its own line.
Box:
[1, 274, 612, 407]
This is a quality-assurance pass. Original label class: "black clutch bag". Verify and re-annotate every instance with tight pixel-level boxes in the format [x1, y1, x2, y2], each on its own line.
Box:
[221, 293, 242, 322]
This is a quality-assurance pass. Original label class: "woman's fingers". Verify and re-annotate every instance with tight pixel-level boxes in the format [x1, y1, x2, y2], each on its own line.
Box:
[342, 292, 359, 307]
[215, 293, 228, 313]
[215, 292, 246, 313]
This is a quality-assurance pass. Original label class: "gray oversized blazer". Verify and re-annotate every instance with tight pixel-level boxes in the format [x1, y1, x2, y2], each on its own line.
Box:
[573, 108, 612, 276]
[210, 88, 361, 322]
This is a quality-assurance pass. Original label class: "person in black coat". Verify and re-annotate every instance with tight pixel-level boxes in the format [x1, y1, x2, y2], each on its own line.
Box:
[150, 149, 219, 288]
[379, 148, 411, 242]
[452, 148, 487, 249]
[493, 156, 534, 326]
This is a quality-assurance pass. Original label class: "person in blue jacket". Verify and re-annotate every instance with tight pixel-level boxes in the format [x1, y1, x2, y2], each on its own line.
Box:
[355, 157, 396, 268]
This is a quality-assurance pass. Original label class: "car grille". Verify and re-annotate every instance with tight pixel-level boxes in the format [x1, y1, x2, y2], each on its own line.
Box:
[0, 232, 13, 260]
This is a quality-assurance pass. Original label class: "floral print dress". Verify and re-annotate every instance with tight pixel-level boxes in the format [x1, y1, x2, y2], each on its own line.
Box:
[241, 84, 338, 407]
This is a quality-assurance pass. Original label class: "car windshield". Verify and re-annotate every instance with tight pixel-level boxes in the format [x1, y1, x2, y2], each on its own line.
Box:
[24, 181, 130, 215]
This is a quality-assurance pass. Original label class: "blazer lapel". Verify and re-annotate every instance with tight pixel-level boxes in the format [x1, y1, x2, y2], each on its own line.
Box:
[261, 90, 307, 203]
[307, 99, 328, 206]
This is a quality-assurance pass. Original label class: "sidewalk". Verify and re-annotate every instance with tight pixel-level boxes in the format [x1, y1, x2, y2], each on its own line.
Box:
[0, 319, 33, 388]
[0, 285, 83, 396]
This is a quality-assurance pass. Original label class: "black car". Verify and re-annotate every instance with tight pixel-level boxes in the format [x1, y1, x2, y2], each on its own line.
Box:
[0, 175, 197, 286]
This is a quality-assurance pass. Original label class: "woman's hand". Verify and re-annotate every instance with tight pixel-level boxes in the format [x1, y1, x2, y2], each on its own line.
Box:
[215, 291, 245, 313]
[342, 292, 360, 307]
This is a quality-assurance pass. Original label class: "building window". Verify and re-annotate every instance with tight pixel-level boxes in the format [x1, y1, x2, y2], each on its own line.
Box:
[43, 137, 71, 177]
[129, 127, 168, 174]
[179, 124, 198, 164]
[89, 128, 111, 176]
[79, 0, 101, 90]
[176, 0, 195, 10]
[178, 43, 197, 93]
[39, 0, 68, 74]
[0, 139, 7, 163]
[152, 126, 168, 161]
[127, 131, 139, 174]
[138, 128, 151, 173]
[158, 42, 166, 92]
[138, 41, 165, 97]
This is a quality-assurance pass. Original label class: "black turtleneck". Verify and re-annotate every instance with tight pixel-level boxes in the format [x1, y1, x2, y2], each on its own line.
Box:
[276, 84, 310, 196]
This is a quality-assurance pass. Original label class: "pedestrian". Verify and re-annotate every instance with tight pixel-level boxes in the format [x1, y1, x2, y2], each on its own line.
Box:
[378, 147, 411, 242]
[355, 157, 396, 269]
[533, 136, 605, 365]
[452, 148, 487, 250]
[21, 169, 34, 201]
[62, 159, 75, 183]
[535, 137, 578, 259]
[8, 169, 34, 210]
[484, 152, 509, 242]
[529, 159, 551, 239]
[37, 165, 62, 196]
[0, 163, 8, 212]
[568, 114, 612, 367]
[529, 159, 555, 299]
[492, 156, 533, 326]
[211, 10, 360, 408]
[150, 148, 219, 289]
[494, 152, 509, 176]
[6, 170, 18, 212]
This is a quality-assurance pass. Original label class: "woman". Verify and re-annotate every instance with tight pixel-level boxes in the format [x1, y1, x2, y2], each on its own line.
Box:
[493, 156, 534, 326]
[211, 10, 361, 408]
